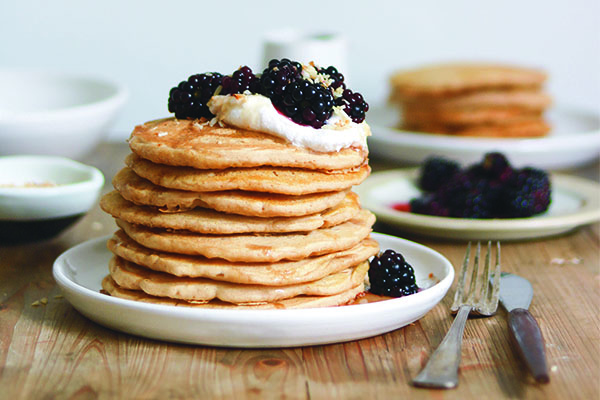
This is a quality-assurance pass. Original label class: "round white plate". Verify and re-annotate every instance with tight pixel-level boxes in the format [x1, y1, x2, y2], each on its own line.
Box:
[356, 169, 600, 241]
[368, 105, 600, 170]
[53, 233, 454, 347]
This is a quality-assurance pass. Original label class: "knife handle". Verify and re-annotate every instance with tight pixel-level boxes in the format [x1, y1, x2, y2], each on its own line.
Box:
[508, 308, 550, 383]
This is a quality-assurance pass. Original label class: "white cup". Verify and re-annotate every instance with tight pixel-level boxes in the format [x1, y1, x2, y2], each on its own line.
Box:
[262, 29, 349, 80]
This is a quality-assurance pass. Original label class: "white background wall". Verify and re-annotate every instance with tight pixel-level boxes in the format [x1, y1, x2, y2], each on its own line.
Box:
[2, 0, 599, 140]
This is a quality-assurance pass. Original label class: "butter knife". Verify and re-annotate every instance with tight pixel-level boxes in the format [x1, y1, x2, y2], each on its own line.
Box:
[498, 272, 550, 383]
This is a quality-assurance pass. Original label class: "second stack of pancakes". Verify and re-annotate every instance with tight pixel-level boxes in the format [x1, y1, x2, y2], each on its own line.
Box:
[389, 63, 552, 138]
[100, 118, 378, 309]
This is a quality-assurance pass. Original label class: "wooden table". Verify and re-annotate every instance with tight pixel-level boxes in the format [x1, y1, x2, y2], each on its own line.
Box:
[1, 142, 599, 399]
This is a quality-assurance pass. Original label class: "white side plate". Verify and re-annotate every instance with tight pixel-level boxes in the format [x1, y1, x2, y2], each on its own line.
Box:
[368, 105, 600, 170]
[53, 233, 454, 347]
[356, 169, 600, 240]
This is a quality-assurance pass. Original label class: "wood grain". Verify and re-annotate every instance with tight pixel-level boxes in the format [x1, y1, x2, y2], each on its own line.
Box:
[0, 143, 598, 399]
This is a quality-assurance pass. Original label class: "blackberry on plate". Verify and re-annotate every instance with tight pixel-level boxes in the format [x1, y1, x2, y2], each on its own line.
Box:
[418, 156, 461, 192]
[168, 72, 223, 120]
[501, 167, 551, 217]
[221, 66, 260, 95]
[369, 249, 418, 297]
[409, 152, 551, 219]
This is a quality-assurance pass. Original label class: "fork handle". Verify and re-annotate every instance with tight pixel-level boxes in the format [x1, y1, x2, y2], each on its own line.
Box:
[508, 308, 550, 383]
[412, 305, 471, 389]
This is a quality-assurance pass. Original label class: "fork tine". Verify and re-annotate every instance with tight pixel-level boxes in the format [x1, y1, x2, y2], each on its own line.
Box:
[450, 242, 471, 312]
[465, 242, 481, 304]
[480, 241, 492, 302]
[490, 241, 502, 306]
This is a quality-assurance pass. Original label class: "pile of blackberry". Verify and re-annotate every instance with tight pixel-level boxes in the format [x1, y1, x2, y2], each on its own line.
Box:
[368, 249, 418, 297]
[166, 59, 369, 127]
[410, 153, 551, 218]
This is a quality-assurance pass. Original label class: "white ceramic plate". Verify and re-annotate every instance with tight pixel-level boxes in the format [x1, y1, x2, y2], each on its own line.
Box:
[53, 233, 454, 347]
[368, 105, 600, 170]
[355, 169, 600, 241]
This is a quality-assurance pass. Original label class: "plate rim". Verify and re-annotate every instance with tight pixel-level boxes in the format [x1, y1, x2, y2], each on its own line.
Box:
[356, 168, 600, 237]
[52, 232, 455, 346]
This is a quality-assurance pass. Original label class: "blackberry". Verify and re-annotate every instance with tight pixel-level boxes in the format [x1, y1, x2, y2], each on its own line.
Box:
[168, 72, 223, 120]
[409, 194, 450, 217]
[409, 152, 552, 219]
[369, 249, 418, 297]
[278, 79, 335, 128]
[337, 89, 369, 124]
[501, 167, 551, 217]
[259, 59, 337, 128]
[319, 65, 346, 90]
[258, 58, 302, 98]
[418, 156, 461, 191]
[467, 152, 514, 183]
[221, 66, 260, 95]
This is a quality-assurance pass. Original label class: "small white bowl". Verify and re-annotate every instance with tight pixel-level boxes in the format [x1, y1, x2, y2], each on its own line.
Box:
[0, 69, 127, 159]
[0, 155, 104, 243]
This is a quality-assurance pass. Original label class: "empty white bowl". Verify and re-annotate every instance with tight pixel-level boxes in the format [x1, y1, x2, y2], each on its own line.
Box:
[0, 155, 104, 243]
[0, 69, 127, 159]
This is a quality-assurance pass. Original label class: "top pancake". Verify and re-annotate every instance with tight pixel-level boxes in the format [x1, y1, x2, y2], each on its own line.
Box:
[128, 118, 367, 170]
[390, 63, 547, 98]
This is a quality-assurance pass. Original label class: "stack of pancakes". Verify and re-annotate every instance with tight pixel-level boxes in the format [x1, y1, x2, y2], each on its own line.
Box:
[100, 118, 378, 309]
[389, 63, 552, 137]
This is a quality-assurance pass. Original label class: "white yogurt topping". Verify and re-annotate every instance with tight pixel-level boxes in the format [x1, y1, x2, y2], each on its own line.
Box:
[207, 94, 370, 153]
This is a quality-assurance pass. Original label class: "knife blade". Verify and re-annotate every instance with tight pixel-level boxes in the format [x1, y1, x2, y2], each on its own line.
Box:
[498, 272, 550, 383]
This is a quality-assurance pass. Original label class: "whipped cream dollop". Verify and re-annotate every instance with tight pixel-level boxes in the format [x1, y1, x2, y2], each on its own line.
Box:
[207, 94, 370, 153]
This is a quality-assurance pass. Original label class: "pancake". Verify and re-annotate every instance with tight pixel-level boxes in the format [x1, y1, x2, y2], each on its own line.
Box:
[102, 275, 365, 309]
[113, 168, 349, 216]
[401, 106, 542, 126]
[403, 119, 551, 137]
[108, 230, 379, 285]
[389, 63, 547, 97]
[115, 209, 375, 262]
[128, 118, 367, 171]
[126, 153, 371, 195]
[109, 256, 369, 303]
[392, 89, 552, 111]
[100, 190, 360, 234]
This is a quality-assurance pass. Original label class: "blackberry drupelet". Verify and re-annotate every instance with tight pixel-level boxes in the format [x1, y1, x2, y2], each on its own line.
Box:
[168, 72, 223, 120]
[368, 249, 418, 297]
[418, 156, 461, 192]
[221, 66, 260, 95]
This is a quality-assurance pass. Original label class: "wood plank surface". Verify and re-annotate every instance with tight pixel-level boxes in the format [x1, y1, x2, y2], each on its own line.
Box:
[1, 142, 598, 399]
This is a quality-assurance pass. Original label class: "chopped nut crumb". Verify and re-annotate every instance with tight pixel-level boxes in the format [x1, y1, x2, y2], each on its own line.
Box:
[40, 297, 48, 305]
[54, 294, 64, 299]
[31, 300, 40, 307]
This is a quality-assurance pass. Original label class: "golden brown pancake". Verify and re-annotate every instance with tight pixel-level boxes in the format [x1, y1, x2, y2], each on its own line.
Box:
[108, 230, 379, 285]
[102, 275, 365, 309]
[109, 256, 369, 303]
[126, 153, 371, 195]
[115, 209, 375, 262]
[113, 167, 350, 216]
[100, 190, 360, 234]
[389, 63, 547, 97]
[128, 118, 367, 170]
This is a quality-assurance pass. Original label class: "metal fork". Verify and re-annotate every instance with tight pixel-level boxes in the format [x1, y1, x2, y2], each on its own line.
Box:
[413, 241, 502, 389]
